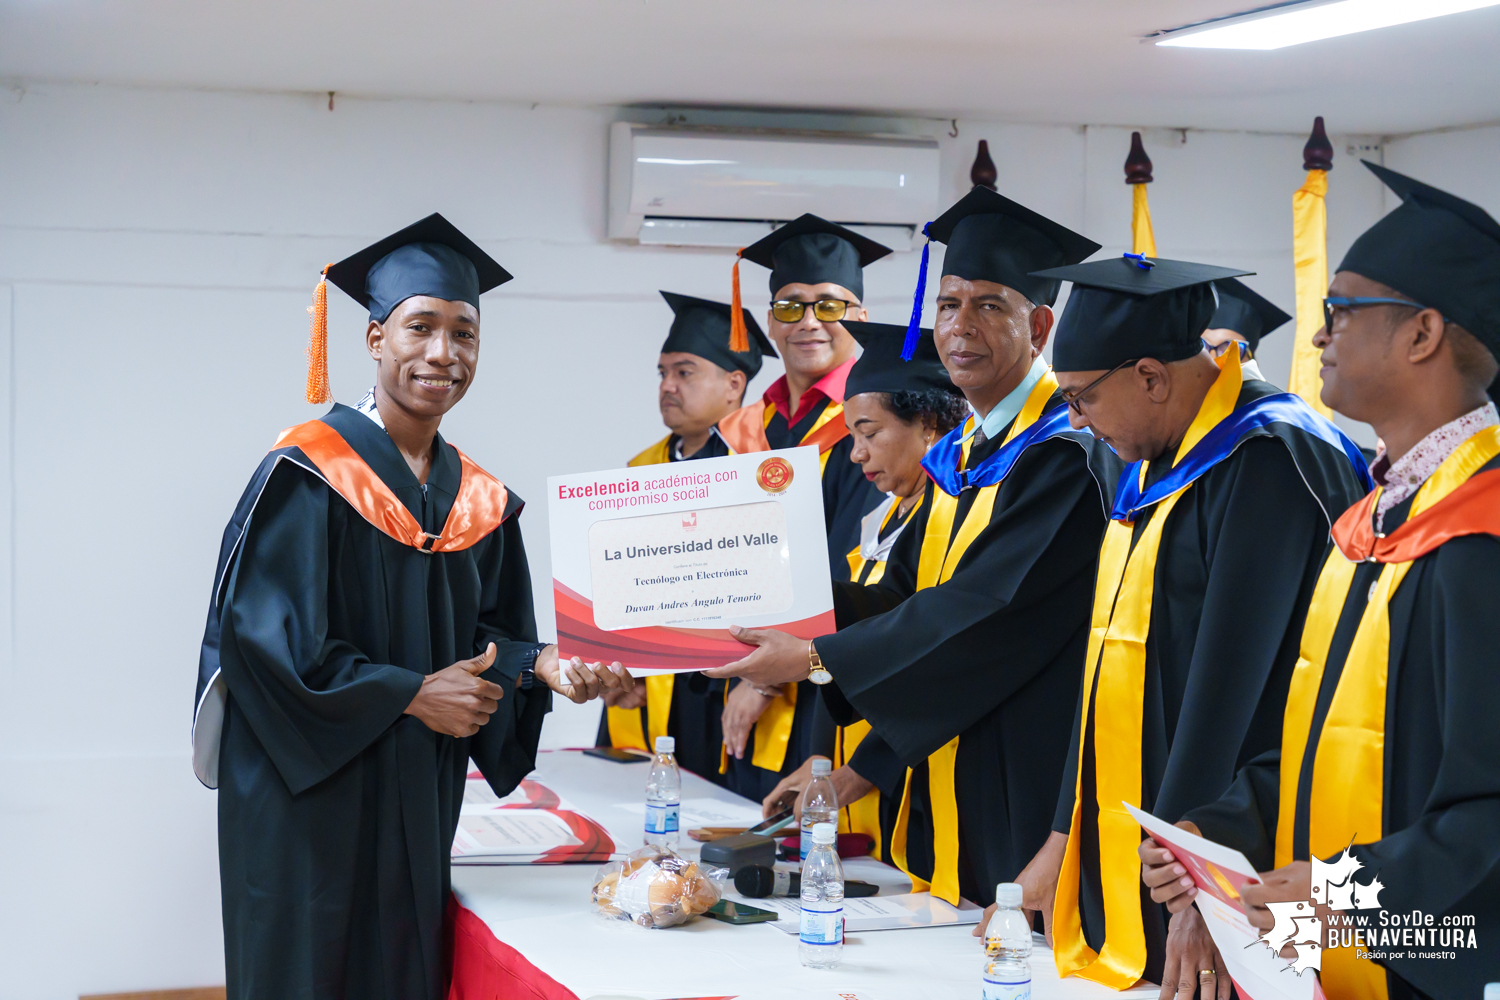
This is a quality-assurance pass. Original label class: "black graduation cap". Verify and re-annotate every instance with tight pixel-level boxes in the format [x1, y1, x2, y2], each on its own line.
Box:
[1207, 278, 1292, 354]
[925, 187, 1101, 307]
[325, 212, 513, 322]
[738, 214, 894, 301]
[1339, 161, 1500, 361]
[1035, 254, 1252, 372]
[843, 321, 957, 399]
[302, 213, 512, 404]
[658, 291, 775, 378]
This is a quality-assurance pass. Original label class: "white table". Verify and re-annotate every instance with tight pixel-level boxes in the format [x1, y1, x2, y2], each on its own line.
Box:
[453, 749, 1158, 1000]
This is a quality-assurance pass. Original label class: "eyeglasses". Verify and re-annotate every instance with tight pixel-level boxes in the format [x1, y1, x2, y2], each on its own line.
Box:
[1322, 296, 1445, 332]
[1059, 358, 1138, 415]
[770, 298, 859, 324]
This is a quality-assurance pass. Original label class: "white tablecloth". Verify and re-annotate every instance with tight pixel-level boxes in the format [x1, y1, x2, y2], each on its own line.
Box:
[453, 749, 1158, 1000]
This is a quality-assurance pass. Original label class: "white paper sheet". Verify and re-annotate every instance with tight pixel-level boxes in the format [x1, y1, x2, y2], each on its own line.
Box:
[614, 797, 766, 830]
[1126, 803, 1313, 1000]
[751, 891, 983, 933]
[453, 811, 582, 856]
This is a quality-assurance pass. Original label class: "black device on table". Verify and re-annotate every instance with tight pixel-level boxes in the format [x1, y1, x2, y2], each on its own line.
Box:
[703, 899, 780, 925]
[581, 747, 649, 763]
[746, 808, 795, 837]
[733, 864, 879, 899]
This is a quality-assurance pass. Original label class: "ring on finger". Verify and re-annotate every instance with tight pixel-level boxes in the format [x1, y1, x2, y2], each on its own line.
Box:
[1197, 969, 1216, 981]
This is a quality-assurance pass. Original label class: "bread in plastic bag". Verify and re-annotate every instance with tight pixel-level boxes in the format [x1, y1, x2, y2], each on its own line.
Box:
[591, 845, 727, 928]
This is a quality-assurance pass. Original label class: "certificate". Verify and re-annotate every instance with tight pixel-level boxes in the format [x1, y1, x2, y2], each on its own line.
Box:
[548, 447, 834, 673]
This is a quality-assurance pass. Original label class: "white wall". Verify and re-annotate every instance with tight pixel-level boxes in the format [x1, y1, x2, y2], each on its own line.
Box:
[2, 82, 1494, 998]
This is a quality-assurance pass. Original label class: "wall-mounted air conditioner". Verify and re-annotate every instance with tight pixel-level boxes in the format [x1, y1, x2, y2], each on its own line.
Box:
[607, 123, 941, 250]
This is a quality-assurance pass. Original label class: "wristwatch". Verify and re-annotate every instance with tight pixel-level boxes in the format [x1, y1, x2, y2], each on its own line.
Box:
[518, 643, 546, 691]
[807, 641, 832, 685]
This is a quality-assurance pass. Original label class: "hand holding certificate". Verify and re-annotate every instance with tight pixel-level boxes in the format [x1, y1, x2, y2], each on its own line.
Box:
[548, 447, 834, 673]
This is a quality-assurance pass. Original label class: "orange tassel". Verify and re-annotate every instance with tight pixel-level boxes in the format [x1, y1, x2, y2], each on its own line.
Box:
[729, 249, 749, 353]
[304, 264, 334, 404]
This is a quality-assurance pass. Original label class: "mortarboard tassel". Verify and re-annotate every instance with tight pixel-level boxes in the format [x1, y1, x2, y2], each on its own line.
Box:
[901, 224, 932, 361]
[305, 264, 334, 404]
[729, 249, 749, 352]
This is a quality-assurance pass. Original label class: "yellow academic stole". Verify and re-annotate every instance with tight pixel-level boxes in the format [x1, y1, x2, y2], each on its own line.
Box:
[1275, 425, 1500, 1000]
[887, 370, 1059, 905]
[1053, 349, 1243, 988]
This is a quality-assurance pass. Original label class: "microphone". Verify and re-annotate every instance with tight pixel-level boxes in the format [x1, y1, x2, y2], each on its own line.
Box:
[733, 865, 878, 898]
[735, 864, 798, 898]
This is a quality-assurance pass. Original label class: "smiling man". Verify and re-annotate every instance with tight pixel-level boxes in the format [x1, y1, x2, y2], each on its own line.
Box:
[1147, 164, 1500, 1000]
[712, 214, 891, 800]
[709, 188, 1121, 910]
[1033, 255, 1370, 999]
[601, 291, 773, 782]
[192, 215, 630, 1000]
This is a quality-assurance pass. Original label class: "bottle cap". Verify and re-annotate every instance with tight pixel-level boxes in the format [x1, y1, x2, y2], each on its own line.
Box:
[654, 736, 675, 754]
[811, 758, 832, 775]
[995, 882, 1023, 908]
[812, 822, 837, 845]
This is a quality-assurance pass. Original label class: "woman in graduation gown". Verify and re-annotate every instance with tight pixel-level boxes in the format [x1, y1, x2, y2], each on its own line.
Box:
[759, 319, 968, 862]
[1147, 164, 1500, 1000]
[713, 215, 890, 801]
[709, 188, 1122, 909]
[193, 216, 629, 1000]
[1033, 254, 1373, 993]
[599, 292, 774, 783]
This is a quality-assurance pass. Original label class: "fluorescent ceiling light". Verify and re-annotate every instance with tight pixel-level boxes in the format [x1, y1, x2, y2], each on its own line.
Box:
[1154, 0, 1500, 50]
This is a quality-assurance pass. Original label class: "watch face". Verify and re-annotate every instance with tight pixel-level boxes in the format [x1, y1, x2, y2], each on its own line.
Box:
[809, 668, 833, 686]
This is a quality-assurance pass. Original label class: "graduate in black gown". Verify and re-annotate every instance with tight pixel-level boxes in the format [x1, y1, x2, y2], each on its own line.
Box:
[714, 215, 889, 800]
[625, 291, 774, 467]
[707, 187, 1121, 909]
[1147, 163, 1500, 1000]
[193, 215, 631, 1000]
[1199, 277, 1291, 384]
[757, 320, 968, 863]
[1031, 255, 1372, 994]
[599, 292, 773, 782]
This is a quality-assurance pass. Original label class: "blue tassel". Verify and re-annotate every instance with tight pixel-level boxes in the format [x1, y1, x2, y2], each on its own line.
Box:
[901, 223, 932, 361]
[1123, 251, 1155, 270]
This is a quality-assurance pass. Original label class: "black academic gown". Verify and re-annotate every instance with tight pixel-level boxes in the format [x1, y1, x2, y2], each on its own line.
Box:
[197, 404, 549, 1000]
[1054, 380, 1371, 982]
[815, 398, 1123, 906]
[1188, 457, 1500, 1000]
[721, 398, 877, 800]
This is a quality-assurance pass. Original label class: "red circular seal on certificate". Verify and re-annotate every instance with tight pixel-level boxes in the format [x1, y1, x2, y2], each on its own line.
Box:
[756, 457, 794, 494]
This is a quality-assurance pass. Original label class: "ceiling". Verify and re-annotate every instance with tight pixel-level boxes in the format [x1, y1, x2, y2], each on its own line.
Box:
[2, 0, 1498, 134]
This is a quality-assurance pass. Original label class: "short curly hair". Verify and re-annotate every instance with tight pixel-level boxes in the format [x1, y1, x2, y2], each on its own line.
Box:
[878, 388, 969, 436]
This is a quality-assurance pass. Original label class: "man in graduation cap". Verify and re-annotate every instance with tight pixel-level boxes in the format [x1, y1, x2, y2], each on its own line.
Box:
[712, 214, 890, 799]
[627, 291, 775, 466]
[1200, 277, 1292, 383]
[1027, 253, 1371, 996]
[192, 214, 631, 1000]
[708, 187, 1123, 909]
[599, 292, 772, 780]
[1146, 163, 1500, 1000]
[759, 319, 968, 862]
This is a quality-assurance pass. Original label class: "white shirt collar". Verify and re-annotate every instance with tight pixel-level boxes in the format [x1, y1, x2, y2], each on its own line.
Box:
[965, 355, 1049, 443]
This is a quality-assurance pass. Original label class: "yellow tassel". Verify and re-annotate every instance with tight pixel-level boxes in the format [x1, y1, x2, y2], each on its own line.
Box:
[305, 264, 333, 404]
[729, 249, 749, 353]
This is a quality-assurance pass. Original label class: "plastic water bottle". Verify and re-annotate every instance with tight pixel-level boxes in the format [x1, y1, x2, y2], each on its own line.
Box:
[982, 882, 1032, 1000]
[798, 822, 844, 968]
[800, 758, 838, 861]
[644, 735, 680, 848]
